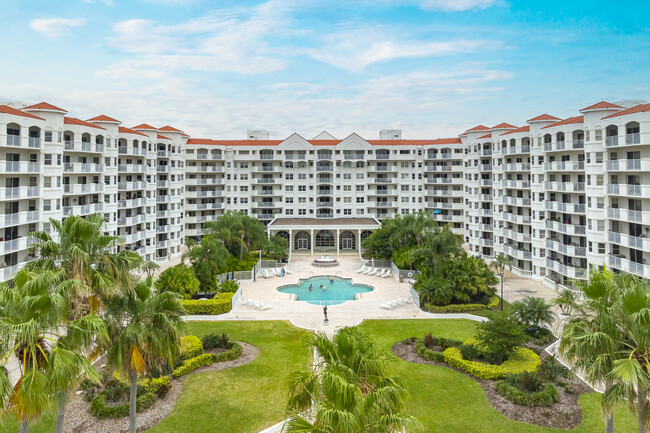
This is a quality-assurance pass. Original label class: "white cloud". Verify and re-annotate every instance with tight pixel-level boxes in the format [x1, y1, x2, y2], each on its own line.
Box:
[30, 18, 87, 38]
[377, 0, 501, 11]
[306, 27, 502, 71]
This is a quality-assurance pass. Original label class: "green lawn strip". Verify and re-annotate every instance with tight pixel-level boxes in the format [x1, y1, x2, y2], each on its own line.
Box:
[147, 320, 311, 433]
[1, 320, 310, 433]
[469, 296, 513, 317]
[359, 318, 636, 433]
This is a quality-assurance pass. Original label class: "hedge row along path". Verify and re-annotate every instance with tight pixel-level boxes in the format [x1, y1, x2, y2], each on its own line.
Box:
[62, 342, 259, 433]
[392, 339, 590, 429]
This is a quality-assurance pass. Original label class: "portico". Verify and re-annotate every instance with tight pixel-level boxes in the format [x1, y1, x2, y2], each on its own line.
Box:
[267, 217, 380, 255]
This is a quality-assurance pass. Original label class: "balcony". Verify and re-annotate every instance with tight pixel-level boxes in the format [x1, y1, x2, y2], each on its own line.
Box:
[478, 223, 493, 231]
[501, 196, 531, 207]
[5, 135, 21, 147]
[478, 208, 493, 216]
[157, 150, 171, 158]
[64, 163, 104, 173]
[544, 161, 584, 171]
[257, 213, 276, 219]
[368, 201, 397, 208]
[503, 229, 531, 243]
[545, 258, 586, 279]
[157, 240, 171, 248]
[426, 153, 453, 160]
[479, 164, 492, 171]
[4, 161, 40, 173]
[478, 179, 493, 186]
[606, 159, 650, 171]
[157, 165, 169, 172]
[343, 152, 364, 160]
[157, 225, 170, 233]
[1, 210, 40, 226]
[157, 180, 171, 188]
[502, 245, 532, 261]
[502, 179, 531, 189]
[425, 165, 453, 172]
[545, 238, 587, 257]
[118, 214, 146, 226]
[67, 141, 104, 153]
[544, 181, 585, 193]
[433, 214, 457, 222]
[122, 231, 148, 244]
[63, 203, 103, 217]
[425, 177, 453, 184]
[607, 207, 650, 225]
[607, 231, 650, 251]
[315, 165, 333, 172]
[118, 164, 147, 173]
[501, 145, 530, 155]
[117, 197, 147, 209]
[607, 184, 650, 197]
[374, 153, 390, 160]
[605, 133, 641, 147]
[544, 201, 586, 214]
[504, 163, 530, 172]
[118, 181, 147, 190]
[190, 190, 223, 198]
[157, 195, 171, 202]
[545, 219, 586, 236]
[253, 202, 279, 208]
[0, 186, 40, 201]
[608, 255, 650, 279]
[0, 237, 29, 255]
[186, 178, 223, 185]
[257, 179, 275, 184]
[478, 149, 492, 157]
[478, 238, 494, 247]
[63, 183, 104, 195]
[189, 165, 224, 173]
[369, 177, 393, 184]
[502, 212, 531, 224]
[193, 203, 222, 210]
[426, 202, 454, 209]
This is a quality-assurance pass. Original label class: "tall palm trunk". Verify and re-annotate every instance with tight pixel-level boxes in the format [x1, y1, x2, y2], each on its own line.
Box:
[19, 420, 29, 433]
[638, 387, 648, 433]
[605, 412, 613, 433]
[129, 369, 138, 433]
[55, 392, 67, 433]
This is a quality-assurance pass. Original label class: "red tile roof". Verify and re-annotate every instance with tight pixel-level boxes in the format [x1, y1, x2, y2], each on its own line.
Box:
[87, 114, 120, 123]
[478, 133, 492, 139]
[491, 122, 516, 129]
[0, 105, 45, 120]
[541, 115, 584, 129]
[307, 140, 340, 146]
[187, 139, 283, 146]
[64, 117, 106, 130]
[580, 101, 624, 112]
[131, 123, 157, 131]
[465, 125, 489, 132]
[527, 114, 561, 123]
[601, 103, 650, 119]
[157, 134, 171, 140]
[23, 102, 67, 113]
[119, 126, 148, 137]
[159, 125, 184, 133]
[186, 137, 462, 146]
[501, 125, 530, 136]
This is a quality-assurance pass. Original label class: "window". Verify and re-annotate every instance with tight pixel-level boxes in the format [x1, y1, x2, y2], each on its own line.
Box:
[285, 173, 293, 180]
[286, 209, 293, 215]
[343, 185, 351, 191]
[344, 209, 351, 215]
[298, 185, 306, 192]
[298, 209, 306, 215]
[344, 197, 351, 203]
[356, 197, 365, 203]
[343, 173, 351, 180]
[356, 173, 364, 179]
[285, 197, 293, 203]
[355, 185, 364, 192]
[298, 173, 306, 180]
[44, 131, 52, 142]
[44, 154, 52, 165]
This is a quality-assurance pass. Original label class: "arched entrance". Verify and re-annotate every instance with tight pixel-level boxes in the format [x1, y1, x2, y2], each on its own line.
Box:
[315, 230, 335, 248]
[339, 230, 356, 250]
[276, 230, 290, 241]
[294, 231, 310, 250]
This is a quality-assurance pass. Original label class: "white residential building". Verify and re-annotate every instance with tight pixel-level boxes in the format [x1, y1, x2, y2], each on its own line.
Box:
[1, 100, 649, 292]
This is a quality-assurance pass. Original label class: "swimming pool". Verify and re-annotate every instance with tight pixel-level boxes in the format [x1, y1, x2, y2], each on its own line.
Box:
[277, 276, 373, 305]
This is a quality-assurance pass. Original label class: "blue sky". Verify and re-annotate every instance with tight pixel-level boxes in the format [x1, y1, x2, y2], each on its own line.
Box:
[1, 0, 649, 139]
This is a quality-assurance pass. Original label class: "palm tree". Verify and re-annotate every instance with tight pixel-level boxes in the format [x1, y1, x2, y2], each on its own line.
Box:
[0, 267, 103, 433]
[491, 254, 508, 310]
[285, 327, 422, 433]
[28, 214, 142, 314]
[103, 277, 186, 433]
[204, 211, 245, 258]
[141, 260, 160, 278]
[511, 297, 554, 329]
[239, 214, 267, 261]
[182, 235, 230, 292]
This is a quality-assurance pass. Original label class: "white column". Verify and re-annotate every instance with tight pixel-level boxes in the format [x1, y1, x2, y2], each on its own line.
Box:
[289, 228, 293, 254]
[310, 229, 314, 256]
[358, 229, 361, 253]
[336, 228, 340, 256]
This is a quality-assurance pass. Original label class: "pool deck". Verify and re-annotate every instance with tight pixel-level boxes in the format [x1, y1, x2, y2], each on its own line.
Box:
[187, 255, 488, 335]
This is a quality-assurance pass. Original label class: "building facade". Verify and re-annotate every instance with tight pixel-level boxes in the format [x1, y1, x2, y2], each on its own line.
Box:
[1, 100, 649, 293]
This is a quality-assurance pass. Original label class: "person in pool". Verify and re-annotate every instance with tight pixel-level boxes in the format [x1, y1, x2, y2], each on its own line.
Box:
[329, 276, 334, 284]
[309, 284, 312, 292]
[320, 284, 326, 291]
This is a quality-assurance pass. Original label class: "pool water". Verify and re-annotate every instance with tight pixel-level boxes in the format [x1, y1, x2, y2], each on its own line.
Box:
[277, 276, 373, 305]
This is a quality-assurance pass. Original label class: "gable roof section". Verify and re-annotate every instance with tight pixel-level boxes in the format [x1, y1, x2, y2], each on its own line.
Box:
[478, 133, 492, 139]
[0, 105, 45, 120]
[119, 126, 148, 137]
[159, 125, 184, 133]
[541, 115, 584, 129]
[527, 114, 561, 123]
[23, 102, 67, 113]
[312, 131, 337, 140]
[64, 117, 106, 130]
[307, 140, 341, 146]
[88, 114, 121, 123]
[157, 134, 171, 140]
[491, 122, 516, 130]
[601, 103, 650, 119]
[501, 125, 530, 136]
[131, 123, 157, 131]
[580, 101, 624, 112]
[465, 125, 489, 132]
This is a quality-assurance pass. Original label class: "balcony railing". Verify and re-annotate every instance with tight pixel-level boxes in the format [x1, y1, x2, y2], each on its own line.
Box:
[6, 135, 21, 147]
[607, 207, 650, 225]
[4, 161, 40, 173]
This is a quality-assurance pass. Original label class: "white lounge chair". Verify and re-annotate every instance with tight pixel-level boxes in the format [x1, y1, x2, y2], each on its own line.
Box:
[266, 268, 277, 277]
[283, 267, 292, 275]
[375, 269, 386, 278]
[366, 268, 378, 276]
[259, 270, 271, 279]
[355, 265, 367, 273]
[382, 270, 392, 278]
[380, 303, 390, 310]
[362, 267, 373, 275]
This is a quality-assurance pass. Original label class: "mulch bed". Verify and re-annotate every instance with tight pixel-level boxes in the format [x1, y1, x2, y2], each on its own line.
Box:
[392, 339, 591, 430]
[63, 342, 260, 433]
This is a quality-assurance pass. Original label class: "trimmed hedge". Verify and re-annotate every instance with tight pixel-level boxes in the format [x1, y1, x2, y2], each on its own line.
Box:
[172, 342, 243, 378]
[181, 335, 204, 360]
[443, 342, 540, 380]
[90, 390, 156, 419]
[141, 375, 172, 397]
[181, 293, 234, 315]
[414, 337, 462, 363]
[495, 381, 559, 407]
[425, 296, 500, 313]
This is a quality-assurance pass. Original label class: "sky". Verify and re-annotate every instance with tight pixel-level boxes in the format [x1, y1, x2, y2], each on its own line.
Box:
[1, 0, 649, 139]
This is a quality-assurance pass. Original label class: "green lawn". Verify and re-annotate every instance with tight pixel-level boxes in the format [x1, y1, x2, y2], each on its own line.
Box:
[1, 320, 311, 433]
[359, 319, 636, 433]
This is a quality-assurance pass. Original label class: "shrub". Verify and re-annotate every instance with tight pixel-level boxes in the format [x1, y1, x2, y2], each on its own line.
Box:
[415, 339, 445, 362]
[424, 332, 434, 347]
[443, 344, 540, 380]
[495, 381, 559, 407]
[155, 264, 200, 300]
[460, 344, 479, 362]
[219, 280, 239, 293]
[415, 336, 461, 363]
[79, 379, 100, 402]
[424, 296, 500, 313]
[141, 375, 172, 397]
[90, 390, 156, 419]
[202, 332, 231, 350]
[172, 353, 214, 378]
[181, 293, 234, 315]
[213, 341, 242, 362]
[510, 296, 554, 328]
[477, 314, 528, 364]
[180, 335, 204, 360]
[539, 355, 571, 382]
[505, 371, 541, 393]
